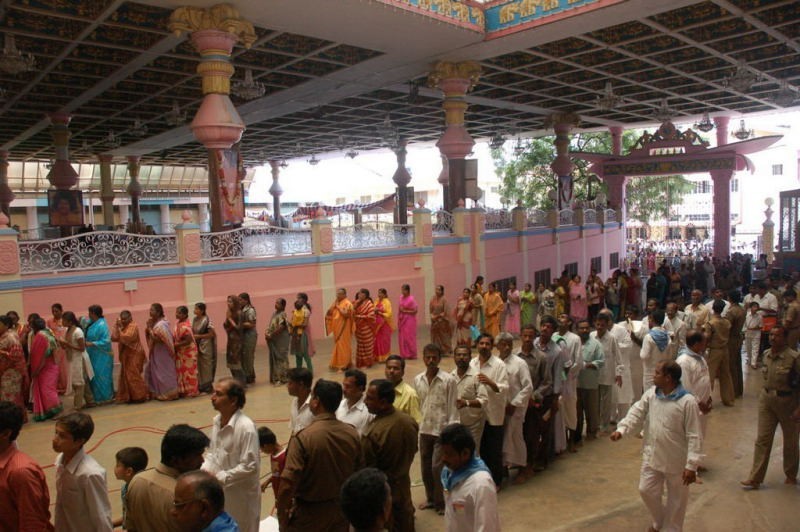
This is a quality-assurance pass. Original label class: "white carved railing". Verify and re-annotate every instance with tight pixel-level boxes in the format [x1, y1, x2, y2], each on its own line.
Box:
[19, 231, 178, 274]
[432, 210, 454, 234]
[484, 209, 513, 230]
[604, 208, 617, 223]
[527, 208, 547, 227]
[332, 222, 414, 251]
[201, 224, 311, 261]
[583, 208, 598, 224]
[558, 209, 574, 226]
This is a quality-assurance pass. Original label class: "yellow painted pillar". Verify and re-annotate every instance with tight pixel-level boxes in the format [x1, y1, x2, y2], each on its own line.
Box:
[452, 203, 472, 286]
[175, 211, 204, 306]
[311, 215, 336, 309]
[0, 214, 23, 315]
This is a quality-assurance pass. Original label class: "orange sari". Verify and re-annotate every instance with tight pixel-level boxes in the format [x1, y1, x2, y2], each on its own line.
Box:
[326, 298, 354, 370]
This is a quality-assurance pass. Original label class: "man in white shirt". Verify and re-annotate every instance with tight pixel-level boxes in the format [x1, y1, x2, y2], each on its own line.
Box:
[640, 309, 672, 392]
[743, 301, 763, 368]
[470, 333, 509, 488]
[534, 316, 568, 467]
[599, 309, 633, 422]
[676, 330, 712, 451]
[554, 315, 583, 452]
[623, 306, 647, 401]
[496, 332, 532, 476]
[202, 378, 260, 532]
[287, 367, 314, 435]
[53, 412, 113, 532]
[611, 360, 703, 532]
[413, 343, 458, 514]
[440, 423, 500, 532]
[703, 288, 731, 318]
[663, 302, 688, 358]
[684, 290, 710, 331]
[336, 368, 373, 435]
[590, 314, 623, 433]
[452, 345, 488, 452]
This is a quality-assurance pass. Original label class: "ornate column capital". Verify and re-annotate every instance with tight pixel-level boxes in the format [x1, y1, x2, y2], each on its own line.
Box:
[168, 4, 256, 47]
[268, 160, 283, 197]
[427, 61, 481, 93]
[713, 116, 730, 147]
[126, 155, 142, 197]
[545, 112, 581, 131]
[46, 113, 78, 189]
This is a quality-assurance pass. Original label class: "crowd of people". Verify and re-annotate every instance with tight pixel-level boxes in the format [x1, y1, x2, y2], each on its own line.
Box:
[2, 250, 800, 531]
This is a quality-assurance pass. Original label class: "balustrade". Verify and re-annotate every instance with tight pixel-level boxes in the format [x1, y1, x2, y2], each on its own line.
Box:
[19, 231, 178, 274]
[559, 208, 574, 226]
[484, 209, 512, 230]
[432, 210, 454, 234]
[200, 224, 311, 261]
[332, 222, 414, 251]
[527, 209, 547, 227]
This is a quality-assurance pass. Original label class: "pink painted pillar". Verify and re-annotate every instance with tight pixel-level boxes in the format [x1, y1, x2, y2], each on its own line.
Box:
[46, 113, 79, 190]
[714, 116, 730, 147]
[711, 169, 733, 259]
[428, 62, 481, 211]
[604, 126, 628, 215]
[0, 150, 13, 217]
[268, 160, 283, 225]
[98, 154, 115, 227]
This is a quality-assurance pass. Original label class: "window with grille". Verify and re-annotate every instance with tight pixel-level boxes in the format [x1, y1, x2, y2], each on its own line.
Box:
[590, 256, 601, 274]
[565, 262, 578, 278]
[534, 268, 551, 288]
[610, 252, 620, 269]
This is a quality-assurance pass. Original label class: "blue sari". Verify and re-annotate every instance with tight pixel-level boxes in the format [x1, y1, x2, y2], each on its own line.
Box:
[86, 317, 114, 403]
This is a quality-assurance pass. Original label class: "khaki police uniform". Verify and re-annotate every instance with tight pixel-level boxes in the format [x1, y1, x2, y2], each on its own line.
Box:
[746, 346, 800, 484]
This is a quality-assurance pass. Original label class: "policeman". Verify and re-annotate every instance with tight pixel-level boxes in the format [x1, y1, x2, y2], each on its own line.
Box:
[740, 325, 800, 489]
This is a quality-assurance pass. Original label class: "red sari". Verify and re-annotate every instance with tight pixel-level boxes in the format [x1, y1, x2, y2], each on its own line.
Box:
[354, 299, 376, 368]
[112, 322, 149, 403]
[0, 331, 29, 422]
[373, 298, 394, 362]
[30, 330, 62, 421]
[174, 319, 199, 397]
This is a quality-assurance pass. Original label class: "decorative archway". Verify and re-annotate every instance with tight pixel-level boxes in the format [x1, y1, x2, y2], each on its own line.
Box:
[573, 121, 781, 258]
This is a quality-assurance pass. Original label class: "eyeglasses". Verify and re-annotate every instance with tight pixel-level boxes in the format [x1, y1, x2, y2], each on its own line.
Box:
[172, 498, 199, 509]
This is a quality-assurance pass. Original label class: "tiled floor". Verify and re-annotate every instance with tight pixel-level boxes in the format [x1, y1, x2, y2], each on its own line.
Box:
[18, 332, 799, 531]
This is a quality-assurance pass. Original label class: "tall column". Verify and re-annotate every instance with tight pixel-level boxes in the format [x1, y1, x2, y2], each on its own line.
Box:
[548, 113, 581, 210]
[0, 213, 23, 315]
[268, 160, 283, 225]
[604, 125, 628, 217]
[175, 211, 204, 304]
[393, 139, 412, 225]
[428, 61, 481, 211]
[160, 203, 171, 233]
[713, 116, 730, 147]
[46, 113, 78, 190]
[198, 203, 209, 232]
[0, 151, 13, 217]
[98, 154, 114, 227]
[126, 155, 143, 229]
[711, 169, 733, 259]
[437, 155, 449, 210]
[119, 204, 129, 227]
[169, 4, 255, 233]
[609, 125, 623, 156]
[25, 206, 38, 233]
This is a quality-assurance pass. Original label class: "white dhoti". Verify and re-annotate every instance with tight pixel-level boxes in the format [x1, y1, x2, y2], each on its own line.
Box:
[502, 406, 527, 467]
[561, 377, 578, 430]
[612, 359, 634, 421]
[629, 347, 644, 400]
[638, 465, 689, 532]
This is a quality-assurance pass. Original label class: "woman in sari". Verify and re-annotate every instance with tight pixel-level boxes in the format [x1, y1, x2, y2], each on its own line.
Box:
[373, 288, 394, 362]
[484, 283, 504, 338]
[265, 298, 290, 384]
[192, 302, 217, 393]
[471, 284, 485, 334]
[397, 284, 418, 360]
[85, 305, 114, 404]
[47, 303, 68, 395]
[223, 295, 247, 383]
[568, 275, 588, 323]
[111, 310, 148, 404]
[454, 288, 474, 347]
[59, 312, 90, 412]
[520, 283, 537, 329]
[429, 285, 452, 355]
[145, 303, 178, 401]
[0, 315, 29, 422]
[297, 292, 316, 358]
[326, 288, 354, 371]
[504, 281, 521, 337]
[174, 306, 199, 398]
[353, 289, 376, 368]
[29, 317, 62, 421]
[6, 311, 23, 339]
[554, 282, 568, 317]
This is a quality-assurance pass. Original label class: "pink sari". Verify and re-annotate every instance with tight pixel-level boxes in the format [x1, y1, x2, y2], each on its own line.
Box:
[398, 294, 418, 360]
[30, 331, 62, 421]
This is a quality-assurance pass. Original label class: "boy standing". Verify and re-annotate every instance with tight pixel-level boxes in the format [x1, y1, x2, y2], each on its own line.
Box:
[112, 447, 148, 529]
[53, 412, 113, 531]
[258, 426, 286, 499]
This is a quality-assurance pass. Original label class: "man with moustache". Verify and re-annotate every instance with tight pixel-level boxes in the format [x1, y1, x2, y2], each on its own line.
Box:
[516, 324, 550, 484]
[451, 345, 488, 452]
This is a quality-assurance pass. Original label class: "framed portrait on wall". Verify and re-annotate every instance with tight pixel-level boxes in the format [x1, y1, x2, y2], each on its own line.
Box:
[48, 189, 84, 227]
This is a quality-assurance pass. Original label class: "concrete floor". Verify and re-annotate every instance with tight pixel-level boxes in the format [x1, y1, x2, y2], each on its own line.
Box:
[18, 332, 800, 531]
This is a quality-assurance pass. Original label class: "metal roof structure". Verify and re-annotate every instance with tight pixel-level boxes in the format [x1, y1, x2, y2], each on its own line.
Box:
[0, 0, 797, 191]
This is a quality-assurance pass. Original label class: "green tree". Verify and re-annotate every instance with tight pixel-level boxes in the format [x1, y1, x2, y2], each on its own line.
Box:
[492, 130, 693, 224]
